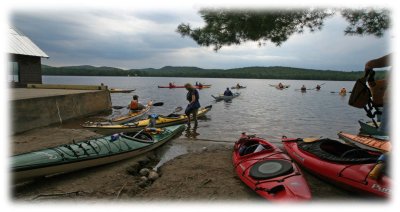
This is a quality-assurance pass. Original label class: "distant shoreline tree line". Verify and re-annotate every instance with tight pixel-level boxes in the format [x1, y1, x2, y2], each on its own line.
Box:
[41, 65, 387, 81]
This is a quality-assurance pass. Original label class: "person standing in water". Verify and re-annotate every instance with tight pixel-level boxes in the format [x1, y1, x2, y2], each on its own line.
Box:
[184, 83, 201, 128]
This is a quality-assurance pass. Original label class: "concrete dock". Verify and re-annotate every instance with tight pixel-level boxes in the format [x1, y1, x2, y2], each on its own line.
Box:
[11, 87, 111, 134]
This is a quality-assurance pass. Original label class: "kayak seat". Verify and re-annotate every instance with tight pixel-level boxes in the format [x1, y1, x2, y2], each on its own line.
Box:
[298, 139, 380, 164]
[242, 144, 259, 155]
[122, 132, 153, 142]
[239, 140, 273, 156]
[249, 160, 294, 180]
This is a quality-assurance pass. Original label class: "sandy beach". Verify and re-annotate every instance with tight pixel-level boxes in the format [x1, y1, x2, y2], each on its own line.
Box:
[11, 120, 369, 202]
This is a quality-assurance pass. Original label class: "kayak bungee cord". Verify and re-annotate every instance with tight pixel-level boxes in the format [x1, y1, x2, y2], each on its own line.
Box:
[96, 138, 113, 154]
[77, 143, 90, 156]
[100, 137, 124, 152]
[62, 145, 80, 158]
[84, 140, 100, 155]
[119, 139, 132, 150]
[338, 164, 370, 185]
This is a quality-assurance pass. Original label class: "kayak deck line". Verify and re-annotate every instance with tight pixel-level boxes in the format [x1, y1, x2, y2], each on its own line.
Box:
[11, 125, 186, 182]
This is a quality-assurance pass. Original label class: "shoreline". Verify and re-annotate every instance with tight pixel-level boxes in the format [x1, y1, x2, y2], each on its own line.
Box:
[42, 74, 369, 82]
[11, 123, 369, 202]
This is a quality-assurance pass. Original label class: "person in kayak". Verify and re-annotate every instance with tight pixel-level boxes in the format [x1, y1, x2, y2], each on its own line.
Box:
[184, 83, 201, 128]
[129, 95, 145, 111]
[316, 84, 321, 90]
[364, 54, 391, 134]
[224, 87, 233, 96]
[301, 85, 306, 91]
[278, 82, 284, 89]
[169, 82, 175, 88]
[339, 87, 347, 95]
[236, 83, 242, 88]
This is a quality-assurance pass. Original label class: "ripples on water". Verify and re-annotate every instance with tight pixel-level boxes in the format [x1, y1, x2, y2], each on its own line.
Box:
[44, 76, 365, 144]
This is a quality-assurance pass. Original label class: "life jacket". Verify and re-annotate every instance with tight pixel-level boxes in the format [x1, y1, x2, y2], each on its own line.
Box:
[349, 76, 370, 108]
[130, 100, 139, 110]
[186, 88, 199, 102]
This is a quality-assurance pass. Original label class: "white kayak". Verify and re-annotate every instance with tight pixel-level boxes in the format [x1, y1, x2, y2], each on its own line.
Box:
[211, 93, 240, 101]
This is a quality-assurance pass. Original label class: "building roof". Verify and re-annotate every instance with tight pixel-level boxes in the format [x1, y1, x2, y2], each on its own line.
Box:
[9, 27, 49, 58]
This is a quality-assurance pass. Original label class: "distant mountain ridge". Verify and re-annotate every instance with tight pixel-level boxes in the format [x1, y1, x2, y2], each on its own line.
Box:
[41, 64, 387, 81]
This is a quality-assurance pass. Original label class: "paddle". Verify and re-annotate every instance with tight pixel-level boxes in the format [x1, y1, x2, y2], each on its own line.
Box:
[303, 137, 323, 143]
[112, 101, 164, 110]
[167, 106, 183, 116]
[312, 83, 326, 90]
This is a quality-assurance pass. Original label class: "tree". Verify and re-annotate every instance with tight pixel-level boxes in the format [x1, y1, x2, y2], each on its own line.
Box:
[177, 8, 390, 51]
[341, 9, 390, 37]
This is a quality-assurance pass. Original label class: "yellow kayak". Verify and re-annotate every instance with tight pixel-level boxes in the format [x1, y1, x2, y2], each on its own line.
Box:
[83, 105, 212, 135]
[110, 104, 151, 124]
[109, 88, 135, 93]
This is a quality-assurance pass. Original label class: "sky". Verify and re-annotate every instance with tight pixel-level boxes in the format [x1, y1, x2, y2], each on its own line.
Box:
[11, 9, 392, 71]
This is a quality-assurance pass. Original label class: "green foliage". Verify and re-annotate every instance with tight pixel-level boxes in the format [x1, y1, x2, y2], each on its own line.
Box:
[42, 65, 387, 81]
[341, 8, 390, 37]
[177, 8, 390, 50]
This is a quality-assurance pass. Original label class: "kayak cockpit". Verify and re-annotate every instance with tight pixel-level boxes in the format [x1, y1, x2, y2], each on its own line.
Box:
[298, 139, 381, 163]
[238, 138, 274, 156]
[121, 132, 154, 143]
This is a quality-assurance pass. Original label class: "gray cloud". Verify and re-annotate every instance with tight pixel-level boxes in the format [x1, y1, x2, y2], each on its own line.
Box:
[11, 10, 391, 70]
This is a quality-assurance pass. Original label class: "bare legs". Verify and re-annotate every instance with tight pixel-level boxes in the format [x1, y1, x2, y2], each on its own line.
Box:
[187, 109, 198, 128]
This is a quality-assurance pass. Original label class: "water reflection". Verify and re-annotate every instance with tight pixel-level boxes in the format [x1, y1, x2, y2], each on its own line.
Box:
[184, 126, 200, 139]
[44, 76, 366, 141]
[153, 143, 188, 171]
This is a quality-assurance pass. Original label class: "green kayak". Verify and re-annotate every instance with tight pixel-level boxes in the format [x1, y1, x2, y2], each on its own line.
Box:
[358, 120, 386, 136]
[11, 125, 185, 183]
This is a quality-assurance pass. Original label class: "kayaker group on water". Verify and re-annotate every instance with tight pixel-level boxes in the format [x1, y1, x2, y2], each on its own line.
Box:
[12, 54, 391, 201]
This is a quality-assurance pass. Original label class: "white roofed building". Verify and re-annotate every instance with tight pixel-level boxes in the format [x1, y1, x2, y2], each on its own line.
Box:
[9, 27, 49, 87]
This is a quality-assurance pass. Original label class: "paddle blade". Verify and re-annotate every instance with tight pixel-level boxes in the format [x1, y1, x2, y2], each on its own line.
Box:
[153, 102, 164, 106]
[303, 137, 321, 143]
[174, 106, 183, 113]
[112, 106, 125, 109]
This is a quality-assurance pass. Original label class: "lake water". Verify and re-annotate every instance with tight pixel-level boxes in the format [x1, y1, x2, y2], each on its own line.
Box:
[43, 76, 367, 145]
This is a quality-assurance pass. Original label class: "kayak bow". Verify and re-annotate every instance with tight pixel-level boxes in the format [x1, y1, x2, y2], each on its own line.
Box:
[233, 135, 312, 201]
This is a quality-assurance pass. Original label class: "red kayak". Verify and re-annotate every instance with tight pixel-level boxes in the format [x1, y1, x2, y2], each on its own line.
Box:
[233, 134, 312, 201]
[158, 85, 211, 89]
[282, 137, 390, 198]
